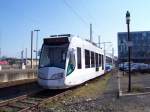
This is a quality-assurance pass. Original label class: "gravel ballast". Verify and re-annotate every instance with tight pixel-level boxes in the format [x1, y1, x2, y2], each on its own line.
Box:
[39, 71, 150, 112]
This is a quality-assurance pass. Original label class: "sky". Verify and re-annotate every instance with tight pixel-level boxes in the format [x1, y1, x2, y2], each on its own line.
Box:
[0, 0, 150, 58]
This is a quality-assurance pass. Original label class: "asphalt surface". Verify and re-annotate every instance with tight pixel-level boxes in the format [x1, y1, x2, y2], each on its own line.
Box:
[40, 71, 150, 112]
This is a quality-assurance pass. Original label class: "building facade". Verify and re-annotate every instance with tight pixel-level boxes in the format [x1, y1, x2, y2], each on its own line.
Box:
[118, 31, 150, 63]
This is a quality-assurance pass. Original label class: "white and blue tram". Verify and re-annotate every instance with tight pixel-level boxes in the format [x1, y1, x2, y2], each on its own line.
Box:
[38, 34, 105, 89]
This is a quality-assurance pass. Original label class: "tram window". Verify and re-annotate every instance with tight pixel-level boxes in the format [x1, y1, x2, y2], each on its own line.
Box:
[39, 46, 50, 67]
[102, 55, 104, 70]
[85, 49, 90, 68]
[77, 47, 82, 69]
[99, 54, 101, 67]
[95, 53, 98, 67]
[91, 51, 95, 67]
[67, 51, 76, 76]
[61, 50, 66, 62]
[39, 44, 69, 69]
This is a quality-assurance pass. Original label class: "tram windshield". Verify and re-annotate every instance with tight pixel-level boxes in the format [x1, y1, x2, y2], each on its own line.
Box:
[39, 44, 69, 69]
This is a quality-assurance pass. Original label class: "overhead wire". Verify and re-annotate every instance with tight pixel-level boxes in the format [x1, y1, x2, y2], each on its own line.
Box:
[63, 0, 89, 28]
[62, 0, 115, 54]
[65, 0, 98, 37]
[62, 0, 100, 42]
[81, 0, 95, 22]
[81, 0, 100, 36]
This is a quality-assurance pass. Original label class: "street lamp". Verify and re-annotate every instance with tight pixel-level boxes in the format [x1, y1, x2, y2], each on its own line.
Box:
[126, 10, 131, 92]
[34, 29, 40, 67]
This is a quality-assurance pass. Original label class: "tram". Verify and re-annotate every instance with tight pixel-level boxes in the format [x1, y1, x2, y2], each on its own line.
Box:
[38, 34, 105, 89]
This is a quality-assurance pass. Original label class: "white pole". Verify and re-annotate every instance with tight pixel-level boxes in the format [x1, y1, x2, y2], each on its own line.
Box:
[104, 43, 106, 71]
[112, 48, 114, 68]
[25, 48, 27, 65]
[90, 23, 92, 42]
[0, 48, 1, 60]
[34, 30, 40, 67]
[98, 35, 101, 48]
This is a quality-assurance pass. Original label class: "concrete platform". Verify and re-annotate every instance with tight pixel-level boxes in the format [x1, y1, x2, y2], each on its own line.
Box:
[0, 69, 37, 83]
[0, 78, 37, 89]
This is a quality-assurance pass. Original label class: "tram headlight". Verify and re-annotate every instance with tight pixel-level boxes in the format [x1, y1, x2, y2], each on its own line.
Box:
[51, 73, 64, 79]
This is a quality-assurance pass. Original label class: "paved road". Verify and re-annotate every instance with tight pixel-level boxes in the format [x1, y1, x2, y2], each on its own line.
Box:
[59, 72, 150, 112]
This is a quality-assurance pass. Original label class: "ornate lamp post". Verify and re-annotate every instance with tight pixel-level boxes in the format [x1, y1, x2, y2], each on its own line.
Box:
[126, 11, 131, 92]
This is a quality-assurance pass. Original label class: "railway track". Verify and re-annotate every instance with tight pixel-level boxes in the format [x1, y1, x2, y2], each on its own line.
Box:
[0, 89, 72, 112]
[0, 81, 41, 101]
[0, 71, 113, 112]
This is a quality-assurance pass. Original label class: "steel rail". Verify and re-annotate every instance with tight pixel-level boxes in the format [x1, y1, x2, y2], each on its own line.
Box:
[0, 89, 72, 112]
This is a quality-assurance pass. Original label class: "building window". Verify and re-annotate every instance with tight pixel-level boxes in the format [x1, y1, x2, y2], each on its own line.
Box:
[91, 51, 95, 67]
[85, 49, 90, 68]
[77, 47, 82, 69]
[142, 32, 147, 37]
[120, 45, 122, 51]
